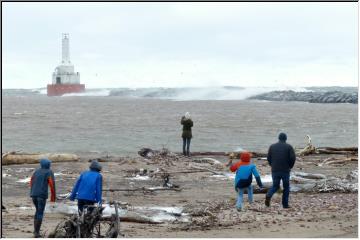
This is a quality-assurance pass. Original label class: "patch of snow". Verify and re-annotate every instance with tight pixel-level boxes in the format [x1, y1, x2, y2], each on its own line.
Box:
[17, 177, 31, 183]
[2, 173, 11, 177]
[126, 175, 150, 181]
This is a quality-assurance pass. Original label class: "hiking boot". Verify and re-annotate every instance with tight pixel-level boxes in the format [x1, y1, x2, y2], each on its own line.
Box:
[33, 219, 42, 238]
[236, 207, 243, 212]
[283, 205, 291, 209]
[265, 196, 271, 207]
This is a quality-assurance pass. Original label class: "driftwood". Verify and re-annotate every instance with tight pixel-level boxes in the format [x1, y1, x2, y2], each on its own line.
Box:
[189, 151, 267, 158]
[103, 187, 181, 192]
[323, 147, 358, 152]
[319, 157, 357, 166]
[317, 149, 357, 155]
[189, 165, 224, 176]
[193, 158, 222, 166]
[2, 152, 79, 165]
[102, 214, 162, 224]
[150, 170, 209, 176]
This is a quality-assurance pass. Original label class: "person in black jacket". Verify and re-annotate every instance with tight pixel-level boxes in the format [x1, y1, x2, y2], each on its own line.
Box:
[181, 112, 193, 156]
[265, 133, 296, 208]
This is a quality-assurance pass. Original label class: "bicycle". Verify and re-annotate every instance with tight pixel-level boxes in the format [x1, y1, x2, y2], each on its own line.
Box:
[49, 201, 120, 238]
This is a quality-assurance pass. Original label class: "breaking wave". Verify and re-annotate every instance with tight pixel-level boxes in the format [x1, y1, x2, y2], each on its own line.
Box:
[107, 86, 312, 100]
[3, 86, 357, 101]
[62, 89, 111, 97]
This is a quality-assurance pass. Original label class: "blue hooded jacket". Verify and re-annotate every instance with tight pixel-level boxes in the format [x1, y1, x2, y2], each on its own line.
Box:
[234, 164, 263, 189]
[70, 161, 102, 203]
[30, 159, 56, 200]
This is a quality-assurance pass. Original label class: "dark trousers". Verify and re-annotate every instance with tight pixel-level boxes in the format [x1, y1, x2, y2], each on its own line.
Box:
[32, 197, 46, 220]
[78, 199, 96, 214]
[182, 137, 191, 155]
[266, 171, 290, 207]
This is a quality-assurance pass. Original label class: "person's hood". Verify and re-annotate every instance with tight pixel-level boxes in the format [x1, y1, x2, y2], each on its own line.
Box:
[89, 160, 102, 172]
[278, 132, 287, 142]
[240, 152, 251, 163]
[184, 112, 191, 119]
[40, 159, 51, 169]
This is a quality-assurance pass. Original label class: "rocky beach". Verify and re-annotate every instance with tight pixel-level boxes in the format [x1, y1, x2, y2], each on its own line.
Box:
[1, 146, 358, 238]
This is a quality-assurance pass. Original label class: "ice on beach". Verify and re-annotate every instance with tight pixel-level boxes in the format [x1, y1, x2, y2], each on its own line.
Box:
[211, 173, 235, 180]
[2, 173, 11, 177]
[14, 168, 34, 173]
[16, 177, 31, 183]
[126, 175, 150, 181]
[132, 206, 188, 223]
[136, 206, 183, 215]
[261, 174, 273, 183]
[17, 206, 35, 210]
[45, 203, 78, 214]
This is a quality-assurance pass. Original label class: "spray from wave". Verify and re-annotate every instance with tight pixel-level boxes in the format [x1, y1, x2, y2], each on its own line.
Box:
[62, 89, 111, 97]
[5, 86, 355, 101]
[107, 86, 312, 101]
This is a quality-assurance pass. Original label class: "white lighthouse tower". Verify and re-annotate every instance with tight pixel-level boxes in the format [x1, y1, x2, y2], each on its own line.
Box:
[47, 33, 85, 96]
[52, 33, 80, 84]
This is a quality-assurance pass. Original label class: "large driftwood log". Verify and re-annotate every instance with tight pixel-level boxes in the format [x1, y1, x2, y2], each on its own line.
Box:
[188, 151, 267, 158]
[189, 165, 224, 176]
[102, 214, 163, 224]
[323, 147, 358, 152]
[2, 152, 79, 165]
[317, 149, 357, 155]
[103, 187, 181, 192]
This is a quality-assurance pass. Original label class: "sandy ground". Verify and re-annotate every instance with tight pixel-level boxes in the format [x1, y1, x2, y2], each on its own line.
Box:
[1, 151, 358, 238]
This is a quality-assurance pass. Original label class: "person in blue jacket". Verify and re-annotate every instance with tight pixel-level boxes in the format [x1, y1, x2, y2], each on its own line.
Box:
[70, 160, 103, 213]
[30, 158, 56, 238]
[230, 152, 263, 211]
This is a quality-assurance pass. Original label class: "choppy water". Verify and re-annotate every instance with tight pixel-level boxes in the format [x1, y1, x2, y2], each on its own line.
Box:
[2, 95, 358, 156]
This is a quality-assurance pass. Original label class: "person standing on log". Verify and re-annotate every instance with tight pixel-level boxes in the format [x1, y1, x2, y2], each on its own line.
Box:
[230, 152, 263, 211]
[181, 112, 193, 156]
[30, 158, 56, 238]
[265, 133, 296, 208]
[70, 160, 103, 213]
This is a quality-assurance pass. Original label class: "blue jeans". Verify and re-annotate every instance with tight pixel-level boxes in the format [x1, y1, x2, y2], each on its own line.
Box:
[182, 137, 191, 155]
[236, 185, 253, 209]
[32, 197, 46, 220]
[78, 199, 96, 214]
[266, 171, 290, 207]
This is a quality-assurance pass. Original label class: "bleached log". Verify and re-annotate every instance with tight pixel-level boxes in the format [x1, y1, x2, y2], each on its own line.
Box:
[317, 149, 357, 155]
[103, 187, 181, 192]
[2, 152, 79, 165]
[292, 171, 327, 179]
[102, 214, 163, 224]
[189, 165, 224, 176]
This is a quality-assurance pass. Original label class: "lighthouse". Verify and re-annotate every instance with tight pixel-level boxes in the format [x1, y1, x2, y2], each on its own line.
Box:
[47, 33, 85, 96]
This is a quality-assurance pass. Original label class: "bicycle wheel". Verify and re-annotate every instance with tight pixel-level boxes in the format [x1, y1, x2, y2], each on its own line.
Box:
[92, 203, 120, 238]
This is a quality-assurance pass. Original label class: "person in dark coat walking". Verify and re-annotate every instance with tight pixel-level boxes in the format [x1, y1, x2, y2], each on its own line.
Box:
[30, 159, 56, 237]
[265, 133, 296, 208]
[70, 160, 103, 213]
[181, 112, 193, 156]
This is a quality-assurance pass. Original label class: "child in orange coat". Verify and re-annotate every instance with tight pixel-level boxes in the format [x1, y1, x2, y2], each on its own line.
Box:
[229, 152, 263, 211]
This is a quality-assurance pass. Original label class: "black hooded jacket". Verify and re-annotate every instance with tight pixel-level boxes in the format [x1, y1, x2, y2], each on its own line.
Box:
[267, 140, 296, 172]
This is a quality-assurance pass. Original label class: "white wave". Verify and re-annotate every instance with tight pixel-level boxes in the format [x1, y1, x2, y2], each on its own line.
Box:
[39, 88, 47, 94]
[53, 86, 313, 100]
[165, 86, 312, 101]
[62, 89, 111, 97]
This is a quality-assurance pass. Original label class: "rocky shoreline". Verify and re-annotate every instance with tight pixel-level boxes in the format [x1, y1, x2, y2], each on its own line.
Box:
[249, 90, 358, 104]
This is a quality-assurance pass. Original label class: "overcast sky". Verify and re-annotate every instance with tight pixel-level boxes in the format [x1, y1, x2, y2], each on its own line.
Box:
[2, 2, 358, 89]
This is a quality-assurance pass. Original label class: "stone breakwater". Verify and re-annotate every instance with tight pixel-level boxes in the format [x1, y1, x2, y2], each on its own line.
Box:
[249, 91, 358, 104]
